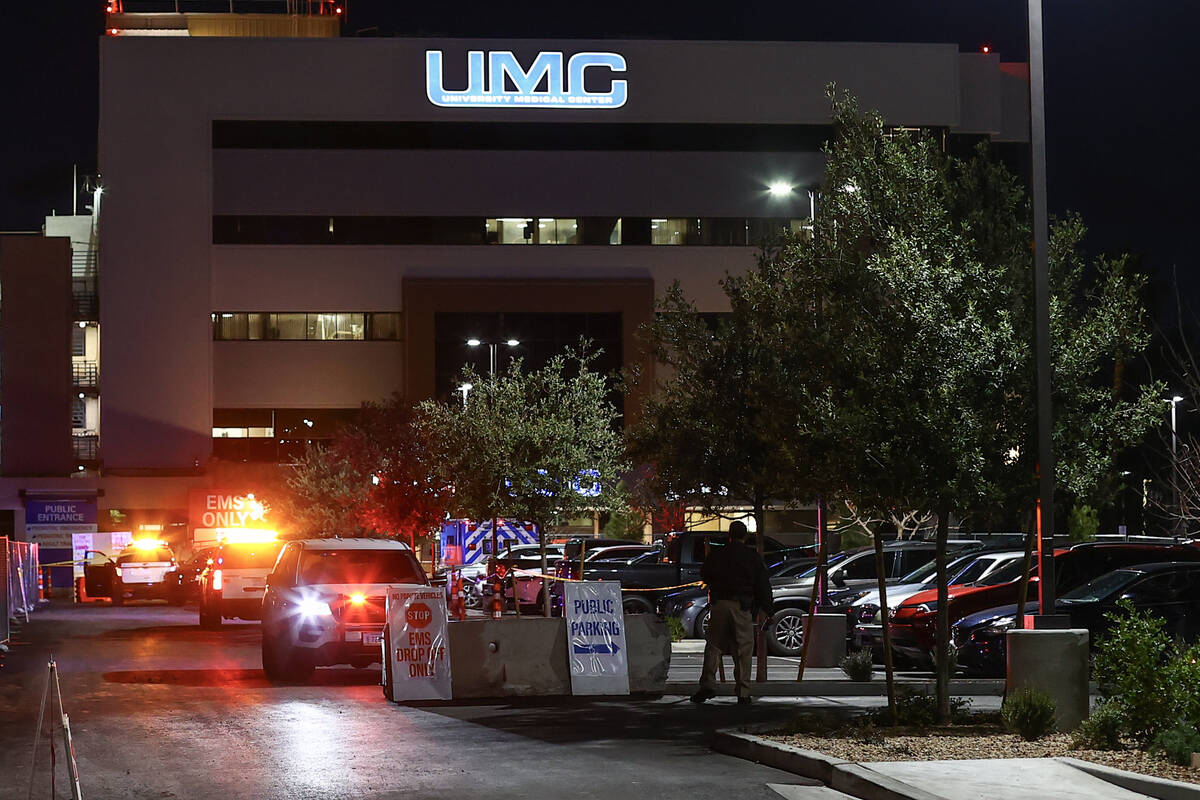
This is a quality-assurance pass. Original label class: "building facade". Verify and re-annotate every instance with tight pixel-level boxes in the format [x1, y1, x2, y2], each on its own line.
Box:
[0, 22, 1030, 560]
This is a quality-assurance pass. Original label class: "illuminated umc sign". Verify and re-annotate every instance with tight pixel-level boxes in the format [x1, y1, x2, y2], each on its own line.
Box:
[425, 50, 627, 109]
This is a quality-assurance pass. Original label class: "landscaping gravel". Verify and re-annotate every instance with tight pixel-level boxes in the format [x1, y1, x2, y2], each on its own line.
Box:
[767, 726, 1199, 786]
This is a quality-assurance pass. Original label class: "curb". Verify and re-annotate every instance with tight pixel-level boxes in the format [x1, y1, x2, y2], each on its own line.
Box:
[713, 728, 1200, 800]
[1058, 757, 1200, 800]
[666, 679, 1007, 697]
[712, 728, 949, 800]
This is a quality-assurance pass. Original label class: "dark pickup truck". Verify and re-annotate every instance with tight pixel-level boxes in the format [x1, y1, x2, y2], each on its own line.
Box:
[551, 530, 811, 614]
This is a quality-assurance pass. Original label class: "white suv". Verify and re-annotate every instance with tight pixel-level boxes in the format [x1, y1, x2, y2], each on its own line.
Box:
[199, 539, 284, 628]
[260, 538, 428, 681]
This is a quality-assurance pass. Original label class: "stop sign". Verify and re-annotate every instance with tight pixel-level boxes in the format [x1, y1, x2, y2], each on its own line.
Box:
[406, 602, 433, 629]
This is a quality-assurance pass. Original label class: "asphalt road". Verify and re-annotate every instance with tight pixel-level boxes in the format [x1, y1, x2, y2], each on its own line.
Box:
[1, 601, 836, 800]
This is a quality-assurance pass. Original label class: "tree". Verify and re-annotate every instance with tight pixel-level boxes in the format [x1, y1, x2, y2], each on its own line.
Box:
[419, 343, 629, 616]
[737, 90, 1162, 722]
[283, 394, 451, 547]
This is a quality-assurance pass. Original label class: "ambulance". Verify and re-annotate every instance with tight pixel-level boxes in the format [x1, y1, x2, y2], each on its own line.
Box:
[198, 530, 284, 629]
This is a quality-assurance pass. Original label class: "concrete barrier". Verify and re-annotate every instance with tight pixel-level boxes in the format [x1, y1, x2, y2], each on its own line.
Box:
[804, 613, 847, 668]
[446, 613, 671, 699]
[625, 613, 671, 694]
[1006, 629, 1090, 731]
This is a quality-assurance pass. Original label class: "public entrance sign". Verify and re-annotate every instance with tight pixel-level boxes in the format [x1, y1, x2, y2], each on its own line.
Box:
[564, 581, 630, 695]
[25, 498, 98, 547]
[384, 585, 452, 701]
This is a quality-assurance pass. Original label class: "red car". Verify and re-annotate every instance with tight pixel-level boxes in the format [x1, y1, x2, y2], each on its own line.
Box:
[888, 542, 1200, 664]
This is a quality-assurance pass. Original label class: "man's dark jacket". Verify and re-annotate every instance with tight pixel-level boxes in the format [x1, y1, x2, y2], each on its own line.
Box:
[701, 539, 773, 614]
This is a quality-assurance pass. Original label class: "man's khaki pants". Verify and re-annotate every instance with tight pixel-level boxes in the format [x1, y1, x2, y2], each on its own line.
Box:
[700, 597, 754, 698]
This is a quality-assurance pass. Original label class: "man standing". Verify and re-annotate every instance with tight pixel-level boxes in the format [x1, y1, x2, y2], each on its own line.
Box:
[691, 521, 772, 705]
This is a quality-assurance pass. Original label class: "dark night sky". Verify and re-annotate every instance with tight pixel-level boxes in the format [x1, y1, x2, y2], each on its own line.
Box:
[4, 1, 1198, 310]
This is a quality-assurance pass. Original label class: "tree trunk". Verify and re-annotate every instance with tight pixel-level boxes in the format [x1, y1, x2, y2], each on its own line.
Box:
[540, 522, 551, 618]
[871, 524, 898, 725]
[754, 488, 768, 682]
[935, 507, 950, 724]
[1015, 507, 1037, 629]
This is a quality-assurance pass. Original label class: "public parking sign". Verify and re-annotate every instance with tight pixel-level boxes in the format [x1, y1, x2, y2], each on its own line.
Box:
[564, 581, 630, 695]
[384, 585, 452, 701]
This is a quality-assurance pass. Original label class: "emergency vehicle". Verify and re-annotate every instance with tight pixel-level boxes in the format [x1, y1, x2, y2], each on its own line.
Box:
[84, 539, 184, 606]
[438, 519, 539, 567]
[260, 538, 428, 681]
[198, 530, 284, 629]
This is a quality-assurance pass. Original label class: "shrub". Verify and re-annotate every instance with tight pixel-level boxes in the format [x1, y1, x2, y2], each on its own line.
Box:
[840, 649, 874, 681]
[871, 687, 972, 727]
[1152, 722, 1200, 766]
[665, 615, 685, 643]
[1071, 702, 1125, 751]
[1093, 601, 1178, 745]
[1002, 688, 1058, 741]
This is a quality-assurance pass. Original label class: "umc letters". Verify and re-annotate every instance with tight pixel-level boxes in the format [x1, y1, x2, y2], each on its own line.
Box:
[426, 50, 628, 109]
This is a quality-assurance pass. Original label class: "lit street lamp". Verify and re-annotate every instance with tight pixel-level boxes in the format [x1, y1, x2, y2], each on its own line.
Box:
[467, 337, 520, 375]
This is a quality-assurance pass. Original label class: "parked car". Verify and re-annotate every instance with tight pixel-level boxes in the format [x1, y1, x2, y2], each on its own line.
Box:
[888, 542, 1200, 665]
[764, 539, 985, 656]
[83, 540, 184, 606]
[198, 536, 284, 628]
[552, 530, 802, 615]
[179, 546, 216, 600]
[659, 557, 817, 639]
[260, 537, 428, 681]
[448, 543, 566, 610]
[955, 561, 1200, 676]
[851, 549, 1026, 658]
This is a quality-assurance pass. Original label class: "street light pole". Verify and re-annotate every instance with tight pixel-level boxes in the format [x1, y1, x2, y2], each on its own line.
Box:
[1168, 395, 1183, 535]
[466, 337, 521, 558]
[1028, 0, 1058, 621]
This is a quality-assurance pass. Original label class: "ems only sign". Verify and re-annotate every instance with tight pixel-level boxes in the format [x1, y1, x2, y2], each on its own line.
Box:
[564, 581, 630, 695]
[384, 585, 452, 701]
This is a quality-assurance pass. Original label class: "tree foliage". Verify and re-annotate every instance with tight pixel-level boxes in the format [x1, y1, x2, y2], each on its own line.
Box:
[419, 343, 629, 581]
[283, 394, 451, 546]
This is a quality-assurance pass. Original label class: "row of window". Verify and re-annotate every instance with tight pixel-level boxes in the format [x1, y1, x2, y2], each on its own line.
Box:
[212, 312, 402, 341]
[213, 216, 809, 246]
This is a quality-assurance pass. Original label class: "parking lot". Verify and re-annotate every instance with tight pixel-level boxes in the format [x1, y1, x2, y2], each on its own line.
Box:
[1, 600, 820, 800]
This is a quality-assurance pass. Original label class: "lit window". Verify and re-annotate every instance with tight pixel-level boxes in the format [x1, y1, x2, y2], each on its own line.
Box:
[212, 427, 275, 438]
[536, 218, 578, 245]
[307, 313, 364, 341]
[71, 398, 86, 429]
[651, 219, 693, 245]
[486, 218, 533, 244]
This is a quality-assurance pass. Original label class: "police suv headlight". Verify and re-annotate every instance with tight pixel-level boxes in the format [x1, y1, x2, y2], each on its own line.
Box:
[297, 598, 333, 618]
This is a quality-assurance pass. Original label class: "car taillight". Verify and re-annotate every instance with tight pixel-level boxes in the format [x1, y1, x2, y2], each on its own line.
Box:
[115, 566, 122, 577]
[212, 569, 223, 591]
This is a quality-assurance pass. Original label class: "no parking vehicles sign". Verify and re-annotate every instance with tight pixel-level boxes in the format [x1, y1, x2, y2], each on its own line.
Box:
[385, 585, 452, 701]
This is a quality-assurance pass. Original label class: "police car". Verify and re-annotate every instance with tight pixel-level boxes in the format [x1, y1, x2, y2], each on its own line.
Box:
[107, 540, 183, 605]
[198, 533, 284, 629]
[260, 538, 428, 681]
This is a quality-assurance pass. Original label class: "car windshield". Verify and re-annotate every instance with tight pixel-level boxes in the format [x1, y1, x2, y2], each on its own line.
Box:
[628, 551, 662, 565]
[219, 541, 283, 569]
[977, 558, 1027, 586]
[1061, 569, 1141, 603]
[118, 548, 172, 563]
[298, 549, 424, 585]
[900, 552, 978, 584]
[797, 551, 850, 579]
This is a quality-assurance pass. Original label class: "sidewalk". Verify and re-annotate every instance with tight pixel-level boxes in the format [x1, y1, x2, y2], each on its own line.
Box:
[667, 640, 1007, 697]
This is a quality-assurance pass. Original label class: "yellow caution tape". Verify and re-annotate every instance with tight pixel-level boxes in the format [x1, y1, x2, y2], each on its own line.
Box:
[511, 568, 704, 592]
